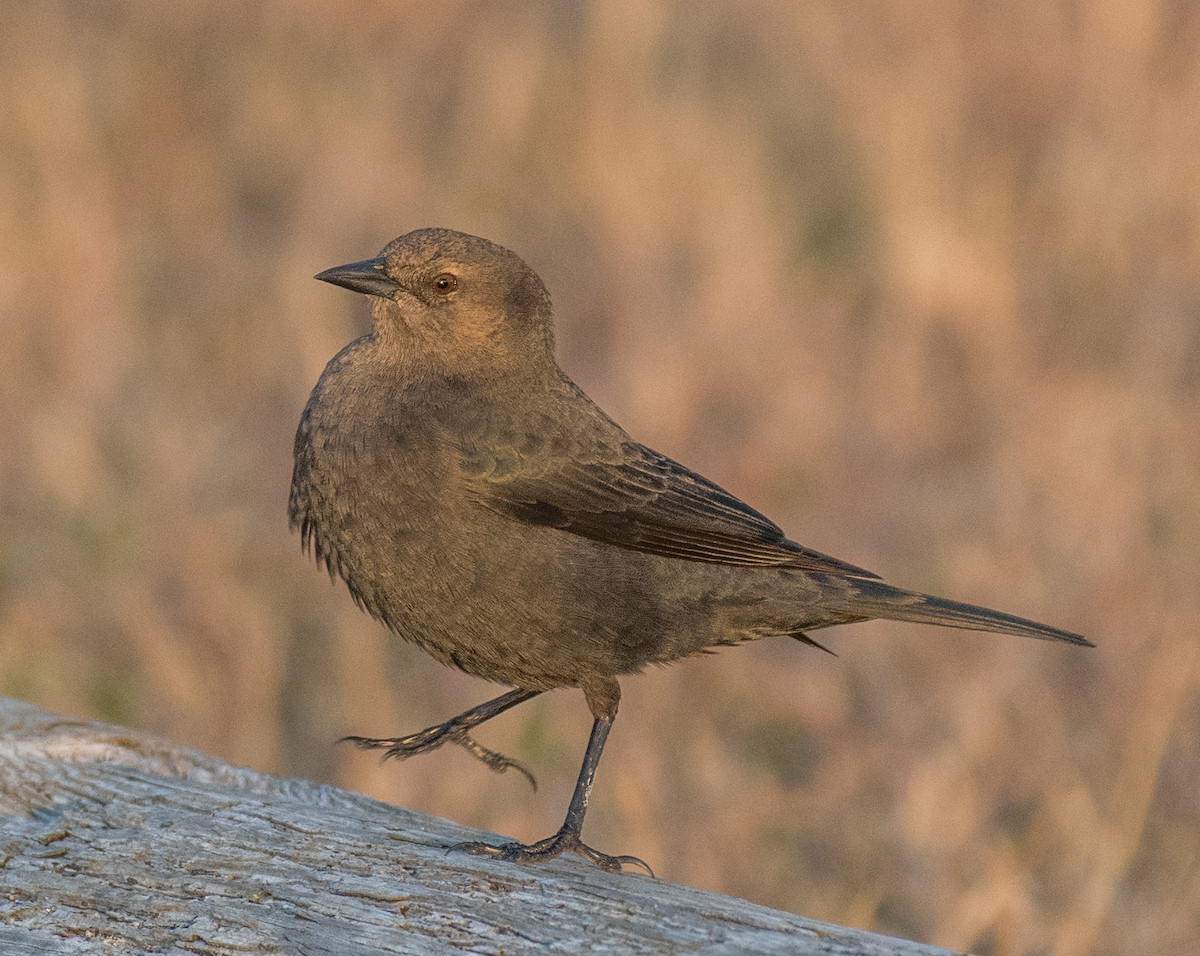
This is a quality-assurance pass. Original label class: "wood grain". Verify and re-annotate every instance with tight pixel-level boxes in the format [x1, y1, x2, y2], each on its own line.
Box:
[0, 697, 964, 955]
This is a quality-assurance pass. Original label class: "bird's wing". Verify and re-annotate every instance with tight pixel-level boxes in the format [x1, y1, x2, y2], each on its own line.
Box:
[462, 434, 879, 579]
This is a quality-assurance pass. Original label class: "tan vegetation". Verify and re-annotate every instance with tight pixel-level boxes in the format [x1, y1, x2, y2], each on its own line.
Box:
[1, 1, 1197, 952]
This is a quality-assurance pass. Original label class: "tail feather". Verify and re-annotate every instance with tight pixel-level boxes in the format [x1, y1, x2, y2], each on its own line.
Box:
[820, 576, 1093, 647]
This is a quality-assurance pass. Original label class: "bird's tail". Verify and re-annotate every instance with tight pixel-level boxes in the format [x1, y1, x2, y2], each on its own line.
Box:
[816, 575, 1093, 647]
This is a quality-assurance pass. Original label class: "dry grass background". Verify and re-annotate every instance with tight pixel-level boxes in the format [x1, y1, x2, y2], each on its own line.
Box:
[2, 1, 1198, 952]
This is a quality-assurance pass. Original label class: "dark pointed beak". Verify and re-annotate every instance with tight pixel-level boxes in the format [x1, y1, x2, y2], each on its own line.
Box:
[314, 257, 401, 298]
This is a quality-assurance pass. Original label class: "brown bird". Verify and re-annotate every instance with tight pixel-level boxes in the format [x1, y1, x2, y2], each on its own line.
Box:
[290, 228, 1091, 874]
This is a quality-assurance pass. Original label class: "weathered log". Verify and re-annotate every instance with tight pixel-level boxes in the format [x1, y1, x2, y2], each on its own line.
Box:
[0, 697, 963, 955]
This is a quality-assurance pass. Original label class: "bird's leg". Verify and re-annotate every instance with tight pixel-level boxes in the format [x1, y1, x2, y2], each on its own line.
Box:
[452, 680, 653, 875]
[341, 687, 542, 789]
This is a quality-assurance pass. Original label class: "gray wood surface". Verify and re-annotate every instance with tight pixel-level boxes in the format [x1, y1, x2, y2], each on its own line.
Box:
[0, 697, 965, 955]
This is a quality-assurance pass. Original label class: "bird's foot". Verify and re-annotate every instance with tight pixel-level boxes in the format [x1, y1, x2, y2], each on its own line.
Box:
[340, 725, 538, 790]
[450, 830, 653, 876]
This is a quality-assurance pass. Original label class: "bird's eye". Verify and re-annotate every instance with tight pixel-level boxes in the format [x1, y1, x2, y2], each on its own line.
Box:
[432, 273, 458, 295]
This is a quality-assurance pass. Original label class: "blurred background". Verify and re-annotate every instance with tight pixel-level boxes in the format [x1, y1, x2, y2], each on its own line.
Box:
[1, 0, 1197, 952]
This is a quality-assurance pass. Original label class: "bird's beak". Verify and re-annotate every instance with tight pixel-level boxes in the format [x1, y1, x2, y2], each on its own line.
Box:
[314, 257, 401, 298]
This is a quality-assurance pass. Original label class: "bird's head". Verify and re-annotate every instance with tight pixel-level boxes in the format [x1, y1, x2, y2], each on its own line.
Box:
[315, 228, 555, 382]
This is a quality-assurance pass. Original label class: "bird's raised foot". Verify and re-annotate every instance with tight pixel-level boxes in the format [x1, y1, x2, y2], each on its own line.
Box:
[450, 831, 653, 876]
[340, 726, 538, 790]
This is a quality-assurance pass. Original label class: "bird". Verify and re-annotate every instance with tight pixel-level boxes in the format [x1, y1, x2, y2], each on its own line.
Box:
[290, 227, 1091, 875]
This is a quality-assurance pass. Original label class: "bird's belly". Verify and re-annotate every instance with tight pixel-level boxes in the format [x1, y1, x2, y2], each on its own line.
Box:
[340, 505, 815, 689]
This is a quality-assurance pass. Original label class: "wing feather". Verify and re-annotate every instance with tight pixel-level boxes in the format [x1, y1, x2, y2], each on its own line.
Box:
[466, 436, 879, 579]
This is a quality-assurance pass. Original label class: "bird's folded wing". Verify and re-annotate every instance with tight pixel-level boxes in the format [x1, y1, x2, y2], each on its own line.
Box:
[464, 440, 879, 578]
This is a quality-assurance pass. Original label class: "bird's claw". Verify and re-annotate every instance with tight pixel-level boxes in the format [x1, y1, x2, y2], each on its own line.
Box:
[339, 726, 538, 790]
[455, 734, 539, 790]
[450, 832, 653, 876]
